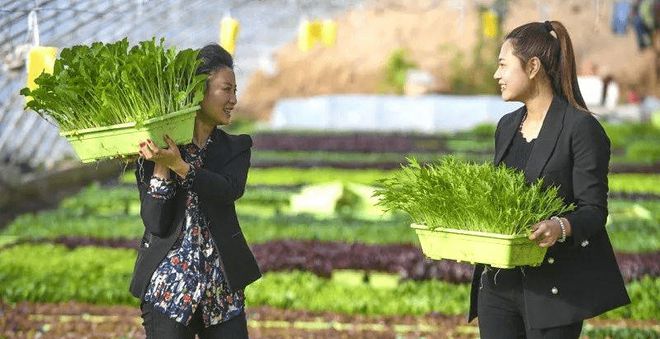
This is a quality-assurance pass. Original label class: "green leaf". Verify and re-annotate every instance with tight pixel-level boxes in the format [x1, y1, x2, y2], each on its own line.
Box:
[20, 38, 208, 131]
[373, 156, 575, 235]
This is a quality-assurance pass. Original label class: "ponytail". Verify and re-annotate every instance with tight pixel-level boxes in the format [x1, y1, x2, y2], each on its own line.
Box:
[505, 21, 588, 111]
[548, 21, 587, 111]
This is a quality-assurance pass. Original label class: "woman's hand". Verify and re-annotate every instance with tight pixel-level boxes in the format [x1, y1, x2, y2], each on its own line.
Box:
[529, 219, 562, 248]
[530, 217, 573, 248]
[138, 134, 191, 179]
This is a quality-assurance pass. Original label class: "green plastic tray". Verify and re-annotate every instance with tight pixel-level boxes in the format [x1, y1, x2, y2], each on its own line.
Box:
[411, 224, 547, 268]
[60, 106, 199, 163]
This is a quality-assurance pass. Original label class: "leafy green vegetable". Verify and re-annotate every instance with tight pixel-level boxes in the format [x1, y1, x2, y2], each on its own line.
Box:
[1, 210, 142, 240]
[374, 156, 574, 235]
[0, 244, 137, 305]
[603, 122, 660, 151]
[610, 174, 660, 195]
[20, 38, 206, 130]
[582, 326, 660, 339]
[247, 271, 470, 316]
[600, 276, 659, 321]
[624, 140, 660, 164]
[245, 168, 396, 186]
[1, 244, 656, 320]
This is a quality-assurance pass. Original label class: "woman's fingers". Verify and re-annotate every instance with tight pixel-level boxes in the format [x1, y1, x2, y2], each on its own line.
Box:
[529, 220, 558, 247]
[540, 236, 556, 247]
[141, 146, 153, 159]
[164, 134, 175, 148]
[146, 139, 161, 155]
[163, 134, 182, 159]
[138, 141, 146, 158]
[138, 137, 180, 165]
[529, 222, 545, 241]
[138, 140, 156, 159]
[539, 239, 556, 248]
[144, 139, 155, 152]
[538, 232, 556, 247]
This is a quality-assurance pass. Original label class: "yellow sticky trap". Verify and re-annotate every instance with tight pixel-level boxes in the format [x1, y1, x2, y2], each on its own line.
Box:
[26, 46, 57, 91]
[220, 17, 240, 55]
[321, 20, 337, 46]
[298, 19, 315, 52]
[310, 20, 323, 42]
[298, 20, 325, 52]
[482, 10, 499, 38]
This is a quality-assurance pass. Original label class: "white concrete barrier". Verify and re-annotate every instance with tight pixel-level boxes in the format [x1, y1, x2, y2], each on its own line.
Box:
[270, 94, 523, 132]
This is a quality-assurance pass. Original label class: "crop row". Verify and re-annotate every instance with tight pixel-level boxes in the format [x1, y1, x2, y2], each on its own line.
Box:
[250, 123, 658, 155]
[115, 167, 660, 193]
[14, 237, 659, 284]
[0, 244, 657, 320]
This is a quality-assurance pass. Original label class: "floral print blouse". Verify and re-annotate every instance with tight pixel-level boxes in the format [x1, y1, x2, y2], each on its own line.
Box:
[142, 135, 245, 327]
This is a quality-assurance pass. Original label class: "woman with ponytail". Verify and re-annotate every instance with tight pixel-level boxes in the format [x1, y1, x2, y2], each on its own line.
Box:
[468, 21, 630, 338]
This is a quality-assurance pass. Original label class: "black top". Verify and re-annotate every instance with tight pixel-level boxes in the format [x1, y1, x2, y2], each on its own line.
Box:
[502, 129, 536, 171]
[130, 128, 262, 301]
[469, 96, 630, 329]
[493, 130, 534, 279]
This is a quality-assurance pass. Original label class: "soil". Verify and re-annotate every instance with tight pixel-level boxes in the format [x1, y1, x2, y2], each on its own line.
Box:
[0, 302, 470, 338]
[3, 301, 658, 339]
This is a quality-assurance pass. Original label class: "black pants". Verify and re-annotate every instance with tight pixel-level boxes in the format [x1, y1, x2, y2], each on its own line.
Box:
[477, 267, 583, 339]
[140, 301, 249, 339]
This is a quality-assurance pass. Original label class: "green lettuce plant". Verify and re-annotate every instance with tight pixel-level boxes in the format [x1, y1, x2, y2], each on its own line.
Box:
[20, 38, 206, 131]
[374, 156, 575, 236]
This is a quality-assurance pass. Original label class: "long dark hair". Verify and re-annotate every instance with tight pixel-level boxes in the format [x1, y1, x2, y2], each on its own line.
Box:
[505, 21, 587, 111]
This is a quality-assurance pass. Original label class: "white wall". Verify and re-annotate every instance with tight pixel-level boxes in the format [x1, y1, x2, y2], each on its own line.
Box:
[271, 94, 523, 132]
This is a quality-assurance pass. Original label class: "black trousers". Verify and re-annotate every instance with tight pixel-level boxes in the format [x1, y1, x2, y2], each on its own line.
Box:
[477, 267, 583, 339]
[140, 302, 249, 339]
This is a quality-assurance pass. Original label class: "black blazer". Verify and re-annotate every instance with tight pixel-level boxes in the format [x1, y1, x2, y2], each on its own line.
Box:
[129, 128, 262, 300]
[468, 96, 630, 329]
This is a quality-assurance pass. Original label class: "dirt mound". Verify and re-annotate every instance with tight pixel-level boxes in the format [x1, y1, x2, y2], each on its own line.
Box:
[238, 0, 657, 120]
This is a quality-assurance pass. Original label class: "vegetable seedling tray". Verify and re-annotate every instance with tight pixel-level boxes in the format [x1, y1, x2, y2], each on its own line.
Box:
[411, 224, 547, 268]
[61, 106, 199, 163]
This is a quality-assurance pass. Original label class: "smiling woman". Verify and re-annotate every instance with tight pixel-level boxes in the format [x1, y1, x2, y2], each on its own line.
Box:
[138, 45, 239, 179]
[132, 44, 260, 339]
[469, 21, 631, 339]
[200, 68, 238, 127]
[197, 46, 238, 128]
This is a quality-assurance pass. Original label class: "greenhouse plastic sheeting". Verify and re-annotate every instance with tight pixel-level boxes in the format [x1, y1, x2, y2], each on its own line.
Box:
[0, 0, 363, 172]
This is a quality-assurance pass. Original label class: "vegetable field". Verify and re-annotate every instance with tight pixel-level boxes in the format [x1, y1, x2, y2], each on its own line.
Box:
[1, 124, 659, 338]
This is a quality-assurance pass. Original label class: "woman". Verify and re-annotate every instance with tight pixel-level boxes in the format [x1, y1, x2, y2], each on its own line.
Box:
[469, 21, 630, 338]
[129, 44, 261, 338]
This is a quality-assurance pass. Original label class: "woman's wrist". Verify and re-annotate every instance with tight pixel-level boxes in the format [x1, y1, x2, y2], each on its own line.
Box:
[171, 160, 191, 179]
[551, 216, 566, 243]
[152, 162, 170, 179]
